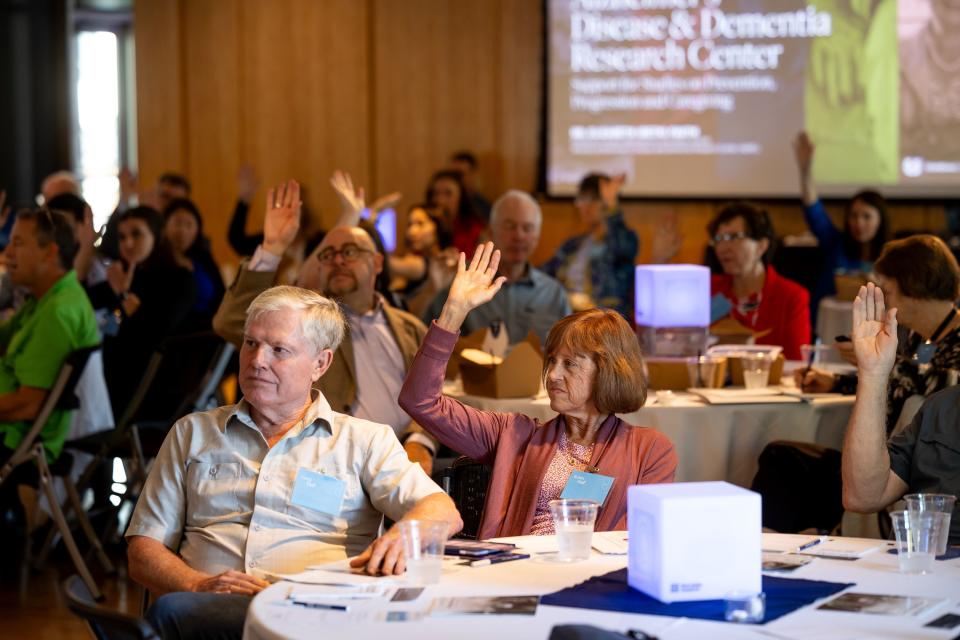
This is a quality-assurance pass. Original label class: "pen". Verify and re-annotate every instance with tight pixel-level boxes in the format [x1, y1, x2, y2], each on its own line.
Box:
[467, 553, 530, 567]
[800, 339, 819, 391]
[290, 600, 349, 611]
[797, 537, 826, 552]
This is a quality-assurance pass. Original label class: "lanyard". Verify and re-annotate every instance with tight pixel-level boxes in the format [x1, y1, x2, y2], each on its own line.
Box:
[912, 307, 958, 365]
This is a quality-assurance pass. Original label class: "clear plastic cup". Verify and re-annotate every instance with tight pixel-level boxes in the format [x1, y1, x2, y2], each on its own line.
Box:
[890, 510, 940, 574]
[741, 353, 773, 389]
[398, 520, 448, 584]
[549, 499, 598, 562]
[724, 591, 765, 623]
[800, 343, 835, 367]
[904, 493, 956, 556]
[686, 355, 725, 388]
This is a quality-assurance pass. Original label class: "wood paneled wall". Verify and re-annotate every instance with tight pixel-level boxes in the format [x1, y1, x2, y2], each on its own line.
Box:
[134, 0, 945, 271]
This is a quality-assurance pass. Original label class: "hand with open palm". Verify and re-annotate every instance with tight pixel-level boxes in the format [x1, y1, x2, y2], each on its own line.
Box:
[263, 180, 302, 257]
[852, 283, 898, 382]
[437, 242, 507, 332]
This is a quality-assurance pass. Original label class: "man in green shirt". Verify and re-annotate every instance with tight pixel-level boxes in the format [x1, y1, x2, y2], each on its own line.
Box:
[0, 207, 99, 463]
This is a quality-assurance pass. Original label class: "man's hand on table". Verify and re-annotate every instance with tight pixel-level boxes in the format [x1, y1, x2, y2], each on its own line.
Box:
[192, 570, 270, 596]
[349, 529, 406, 576]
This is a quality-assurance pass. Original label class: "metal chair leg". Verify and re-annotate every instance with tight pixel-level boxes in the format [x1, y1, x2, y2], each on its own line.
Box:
[64, 476, 115, 573]
[34, 445, 104, 602]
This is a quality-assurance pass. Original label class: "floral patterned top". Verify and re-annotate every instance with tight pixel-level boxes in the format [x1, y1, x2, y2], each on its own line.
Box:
[530, 431, 594, 535]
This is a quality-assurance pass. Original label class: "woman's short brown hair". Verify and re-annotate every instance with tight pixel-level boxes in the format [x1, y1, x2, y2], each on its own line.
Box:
[542, 309, 647, 414]
[874, 235, 960, 301]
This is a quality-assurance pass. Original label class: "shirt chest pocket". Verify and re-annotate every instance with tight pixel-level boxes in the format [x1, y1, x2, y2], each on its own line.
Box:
[185, 461, 243, 523]
[284, 465, 363, 527]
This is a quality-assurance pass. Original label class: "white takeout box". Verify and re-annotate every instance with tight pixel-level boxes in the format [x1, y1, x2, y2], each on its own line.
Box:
[628, 482, 761, 603]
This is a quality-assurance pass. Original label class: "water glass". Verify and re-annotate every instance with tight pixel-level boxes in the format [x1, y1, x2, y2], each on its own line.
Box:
[740, 353, 773, 389]
[890, 510, 940, 574]
[904, 493, 956, 556]
[398, 520, 448, 584]
[549, 499, 598, 562]
[724, 591, 765, 623]
[685, 355, 725, 388]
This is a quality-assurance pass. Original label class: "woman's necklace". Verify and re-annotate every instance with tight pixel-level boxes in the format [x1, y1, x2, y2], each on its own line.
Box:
[562, 431, 594, 469]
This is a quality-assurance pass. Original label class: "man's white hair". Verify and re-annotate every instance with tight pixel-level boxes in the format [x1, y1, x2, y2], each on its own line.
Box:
[245, 286, 346, 353]
[490, 189, 542, 230]
[41, 170, 81, 197]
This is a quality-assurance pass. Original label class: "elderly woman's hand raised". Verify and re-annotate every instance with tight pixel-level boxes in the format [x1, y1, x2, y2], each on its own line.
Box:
[437, 242, 507, 332]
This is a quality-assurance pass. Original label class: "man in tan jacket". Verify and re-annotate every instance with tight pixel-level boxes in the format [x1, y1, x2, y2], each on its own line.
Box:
[213, 180, 437, 472]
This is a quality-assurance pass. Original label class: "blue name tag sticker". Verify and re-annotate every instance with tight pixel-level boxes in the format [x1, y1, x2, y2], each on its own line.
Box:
[291, 468, 346, 515]
[560, 471, 614, 505]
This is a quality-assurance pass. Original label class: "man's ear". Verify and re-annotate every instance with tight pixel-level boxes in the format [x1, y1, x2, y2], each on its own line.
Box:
[313, 348, 334, 382]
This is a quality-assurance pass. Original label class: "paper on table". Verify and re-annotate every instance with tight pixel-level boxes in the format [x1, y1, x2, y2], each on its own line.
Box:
[798, 538, 891, 559]
[592, 531, 629, 555]
[688, 388, 802, 404]
[271, 568, 398, 586]
[761, 533, 826, 554]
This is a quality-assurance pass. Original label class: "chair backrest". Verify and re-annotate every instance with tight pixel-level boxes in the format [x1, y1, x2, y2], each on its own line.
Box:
[0, 344, 99, 474]
[445, 456, 492, 539]
[62, 575, 160, 640]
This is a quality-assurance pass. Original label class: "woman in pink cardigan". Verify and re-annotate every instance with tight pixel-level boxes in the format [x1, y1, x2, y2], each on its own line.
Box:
[399, 242, 677, 539]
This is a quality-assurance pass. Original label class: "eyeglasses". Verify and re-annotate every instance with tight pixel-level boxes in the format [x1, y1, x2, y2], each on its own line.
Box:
[316, 243, 373, 265]
[710, 231, 750, 246]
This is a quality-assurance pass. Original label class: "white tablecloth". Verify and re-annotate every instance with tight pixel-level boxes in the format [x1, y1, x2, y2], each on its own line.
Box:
[244, 534, 960, 640]
[445, 383, 854, 488]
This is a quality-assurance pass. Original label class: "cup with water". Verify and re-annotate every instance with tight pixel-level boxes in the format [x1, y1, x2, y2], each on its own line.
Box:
[890, 509, 941, 574]
[398, 519, 448, 584]
[549, 499, 598, 562]
[904, 493, 956, 556]
[685, 355, 725, 388]
[740, 353, 773, 389]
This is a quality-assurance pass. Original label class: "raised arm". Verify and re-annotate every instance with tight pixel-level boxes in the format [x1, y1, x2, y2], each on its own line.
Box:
[793, 131, 819, 207]
[399, 243, 512, 461]
[842, 283, 908, 512]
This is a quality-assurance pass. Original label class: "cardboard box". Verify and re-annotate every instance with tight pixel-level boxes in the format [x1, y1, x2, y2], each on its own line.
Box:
[628, 482, 761, 603]
[835, 273, 868, 302]
[709, 316, 773, 346]
[458, 331, 543, 398]
[646, 357, 727, 390]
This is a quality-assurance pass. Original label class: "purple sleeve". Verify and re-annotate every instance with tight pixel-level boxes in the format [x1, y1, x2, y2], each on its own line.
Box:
[398, 322, 510, 464]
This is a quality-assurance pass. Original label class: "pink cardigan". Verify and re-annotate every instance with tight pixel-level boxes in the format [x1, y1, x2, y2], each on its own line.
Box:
[399, 323, 678, 539]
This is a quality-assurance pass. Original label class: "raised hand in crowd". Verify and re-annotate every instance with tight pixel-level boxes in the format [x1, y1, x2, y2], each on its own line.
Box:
[118, 167, 138, 205]
[437, 241, 506, 332]
[262, 179, 302, 257]
[852, 282, 898, 381]
[598, 172, 626, 212]
[237, 164, 260, 204]
[793, 131, 818, 206]
[73, 204, 99, 280]
[330, 170, 365, 225]
[106, 260, 140, 316]
[651, 211, 684, 263]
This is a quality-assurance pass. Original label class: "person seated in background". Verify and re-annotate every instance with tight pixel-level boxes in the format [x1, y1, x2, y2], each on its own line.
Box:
[708, 202, 811, 360]
[423, 190, 571, 345]
[841, 283, 959, 545]
[0, 208, 98, 470]
[46, 193, 103, 287]
[793, 131, 890, 324]
[101, 170, 193, 260]
[401, 242, 676, 539]
[798, 235, 960, 433]
[128, 285, 461, 640]
[213, 181, 439, 472]
[449, 150, 492, 221]
[86, 206, 197, 418]
[163, 198, 226, 332]
[391, 203, 458, 318]
[426, 169, 486, 255]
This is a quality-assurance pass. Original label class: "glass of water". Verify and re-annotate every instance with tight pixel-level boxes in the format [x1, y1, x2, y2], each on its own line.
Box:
[398, 519, 448, 584]
[741, 353, 773, 389]
[904, 493, 956, 556]
[549, 499, 598, 562]
[890, 510, 941, 574]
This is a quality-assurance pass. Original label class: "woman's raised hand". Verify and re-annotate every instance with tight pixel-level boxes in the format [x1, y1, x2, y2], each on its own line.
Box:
[437, 242, 507, 332]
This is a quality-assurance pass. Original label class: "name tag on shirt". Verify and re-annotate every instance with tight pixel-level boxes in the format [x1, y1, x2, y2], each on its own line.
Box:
[560, 471, 614, 506]
[291, 468, 345, 515]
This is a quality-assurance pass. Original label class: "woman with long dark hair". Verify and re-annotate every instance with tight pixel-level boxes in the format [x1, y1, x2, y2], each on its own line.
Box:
[425, 169, 486, 255]
[163, 198, 225, 332]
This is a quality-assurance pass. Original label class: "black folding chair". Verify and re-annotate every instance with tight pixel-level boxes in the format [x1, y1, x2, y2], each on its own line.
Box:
[62, 574, 160, 640]
[0, 345, 107, 600]
[442, 456, 492, 540]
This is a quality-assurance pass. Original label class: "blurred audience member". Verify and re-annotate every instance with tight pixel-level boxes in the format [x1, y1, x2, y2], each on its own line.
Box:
[214, 181, 438, 472]
[0, 208, 98, 467]
[449, 150, 492, 221]
[401, 243, 676, 538]
[40, 170, 81, 203]
[87, 206, 196, 417]
[426, 169, 486, 255]
[392, 204, 457, 317]
[424, 190, 571, 345]
[163, 198, 225, 332]
[708, 202, 811, 360]
[794, 131, 889, 322]
[46, 193, 104, 285]
[227, 164, 264, 257]
[798, 235, 960, 433]
[102, 170, 193, 259]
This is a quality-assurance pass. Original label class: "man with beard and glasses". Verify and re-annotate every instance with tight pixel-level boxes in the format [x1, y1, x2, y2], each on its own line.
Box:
[213, 181, 438, 473]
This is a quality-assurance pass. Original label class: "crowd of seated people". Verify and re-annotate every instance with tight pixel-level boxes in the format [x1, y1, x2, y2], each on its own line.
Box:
[1, 141, 959, 640]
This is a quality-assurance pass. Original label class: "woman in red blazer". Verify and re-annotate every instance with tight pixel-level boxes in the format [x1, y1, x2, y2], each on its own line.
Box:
[708, 203, 811, 360]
